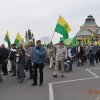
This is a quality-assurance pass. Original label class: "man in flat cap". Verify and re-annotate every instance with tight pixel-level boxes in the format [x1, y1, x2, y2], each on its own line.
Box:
[53, 41, 67, 77]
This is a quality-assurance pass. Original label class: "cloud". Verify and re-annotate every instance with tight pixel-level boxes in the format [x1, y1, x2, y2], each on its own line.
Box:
[0, 0, 100, 44]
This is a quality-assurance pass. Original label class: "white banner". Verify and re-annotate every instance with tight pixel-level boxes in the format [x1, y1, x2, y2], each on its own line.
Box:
[40, 36, 51, 42]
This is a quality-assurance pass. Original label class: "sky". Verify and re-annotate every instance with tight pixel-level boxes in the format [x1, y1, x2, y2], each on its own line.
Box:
[0, 0, 100, 45]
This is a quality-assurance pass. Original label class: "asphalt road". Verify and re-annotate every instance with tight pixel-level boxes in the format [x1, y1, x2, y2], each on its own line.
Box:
[0, 61, 100, 100]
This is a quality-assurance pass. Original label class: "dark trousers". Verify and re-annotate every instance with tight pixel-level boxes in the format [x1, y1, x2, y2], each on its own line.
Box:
[0, 64, 2, 80]
[95, 54, 98, 63]
[27, 60, 33, 79]
[16, 62, 25, 80]
[89, 54, 94, 65]
[2, 61, 8, 74]
[10, 60, 16, 75]
[77, 54, 83, 66]
[98, 54, 100, 62]
[33, 63, 44, 84]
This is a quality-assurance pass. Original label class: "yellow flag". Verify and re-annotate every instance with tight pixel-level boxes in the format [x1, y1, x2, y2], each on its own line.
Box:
[84, 38, 86, 44]
[92, 33, 94, 37]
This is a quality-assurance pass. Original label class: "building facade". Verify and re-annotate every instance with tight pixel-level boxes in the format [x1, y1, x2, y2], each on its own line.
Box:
[76, 15, 100, 43]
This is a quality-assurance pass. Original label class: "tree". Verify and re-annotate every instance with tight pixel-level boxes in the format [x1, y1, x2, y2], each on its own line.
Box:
[27, 29, 33, 40]
[25, 29, 35, 45]
[25, 31, 28, 40]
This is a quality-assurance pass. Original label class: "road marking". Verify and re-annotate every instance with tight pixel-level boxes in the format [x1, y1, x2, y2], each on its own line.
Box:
[49, 83, 54, 100]
[88, 68, 100, 70]
[49, 68, 100, 100]
[50, 77, 97, 85]
[85, 69, 99, 78]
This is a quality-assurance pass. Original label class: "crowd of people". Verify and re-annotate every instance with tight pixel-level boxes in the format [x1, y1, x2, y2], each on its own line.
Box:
[0, 40, 100, 86]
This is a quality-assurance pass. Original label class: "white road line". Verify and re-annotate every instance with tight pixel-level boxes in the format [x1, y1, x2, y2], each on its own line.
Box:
[88, 68, 100, 70]
[49, 68, 100, 100]
[85, 69, 99, 78]
[49, 83, 54, 100]
[49, 77, 98, 100]
[50, 77, 97, 85]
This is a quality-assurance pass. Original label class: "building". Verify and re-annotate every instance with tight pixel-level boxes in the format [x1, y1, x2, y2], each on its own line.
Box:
[76, 15, 100, 43]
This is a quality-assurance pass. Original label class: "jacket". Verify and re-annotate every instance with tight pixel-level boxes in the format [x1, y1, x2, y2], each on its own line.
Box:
[0, 48, 9, 63]
[56, 45, 67, 61]
[16, 48, 25, 64]
[0, 48, 3, 64]
[76, 46, 84, 57]
[32, 46, 46, 64]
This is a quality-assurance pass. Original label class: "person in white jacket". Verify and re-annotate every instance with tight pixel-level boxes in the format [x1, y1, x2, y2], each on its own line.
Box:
[53, 41, 67, 77]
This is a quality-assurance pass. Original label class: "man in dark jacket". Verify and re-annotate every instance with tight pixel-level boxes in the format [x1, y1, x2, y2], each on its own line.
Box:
[10, 44, 17, 76]
[76, 44, 84, 66]
[1, 44, 9, 75]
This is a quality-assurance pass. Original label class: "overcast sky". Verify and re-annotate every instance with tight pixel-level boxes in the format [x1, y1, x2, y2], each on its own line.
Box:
[0, 0, 100, 44]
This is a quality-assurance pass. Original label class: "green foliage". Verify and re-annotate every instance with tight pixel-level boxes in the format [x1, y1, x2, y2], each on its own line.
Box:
[25, 29, 34, 41]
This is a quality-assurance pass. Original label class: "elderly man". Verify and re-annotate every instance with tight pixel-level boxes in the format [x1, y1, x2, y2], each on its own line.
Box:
[31, 40, 46, 86]
[53, 41, 67, 77]
[1, 44, 9, 75]
[25, 39, 34, 79]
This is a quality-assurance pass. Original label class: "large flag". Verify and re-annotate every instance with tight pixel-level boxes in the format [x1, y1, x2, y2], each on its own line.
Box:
[14, 33, 22, 47]
[4, 31, 11, 48]
[55, 16, 71, 39]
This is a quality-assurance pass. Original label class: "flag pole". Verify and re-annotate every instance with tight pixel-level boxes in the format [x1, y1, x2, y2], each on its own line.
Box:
[50, 16, 59, 42]
[51, 31, 55, 42]
[3, 39, 5, 44]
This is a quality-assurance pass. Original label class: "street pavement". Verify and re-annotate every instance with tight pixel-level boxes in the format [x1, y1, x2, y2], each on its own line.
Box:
[0, 61, 100, 100]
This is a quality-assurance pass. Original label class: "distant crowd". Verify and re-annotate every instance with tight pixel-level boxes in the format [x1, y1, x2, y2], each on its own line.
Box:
[0, 40, 100, 86]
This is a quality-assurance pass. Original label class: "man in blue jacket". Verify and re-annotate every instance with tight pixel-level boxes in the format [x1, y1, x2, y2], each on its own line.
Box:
[92, 44, 99, 63]
[31, 40, 46, 86]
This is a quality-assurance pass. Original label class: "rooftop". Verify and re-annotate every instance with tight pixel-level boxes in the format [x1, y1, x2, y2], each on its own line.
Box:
[76, 29, 92, 36]
[82, 15, 98, 27]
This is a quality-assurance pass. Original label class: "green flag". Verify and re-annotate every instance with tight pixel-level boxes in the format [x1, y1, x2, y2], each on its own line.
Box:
[4, 31, 11, 48]
[71, 36, 76, 45]
[14, 33, 22, 47]
[55, 16, 71, 39]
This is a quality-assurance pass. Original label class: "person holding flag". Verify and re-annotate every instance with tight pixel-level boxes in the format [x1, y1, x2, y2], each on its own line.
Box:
[53, 41, 67, 78]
